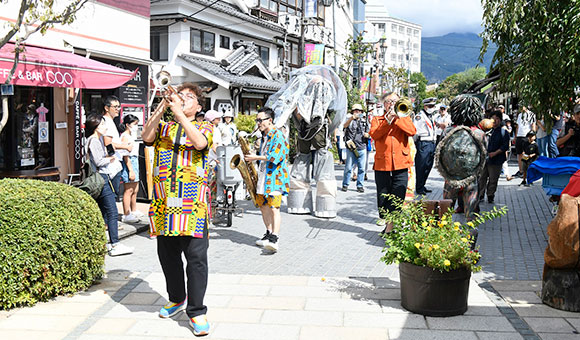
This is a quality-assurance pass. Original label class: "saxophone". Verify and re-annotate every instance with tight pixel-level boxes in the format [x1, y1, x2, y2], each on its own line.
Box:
[230, 135, 260, 207]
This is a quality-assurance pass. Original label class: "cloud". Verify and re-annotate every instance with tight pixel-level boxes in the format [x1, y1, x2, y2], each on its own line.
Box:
[382, 0, 483, 37]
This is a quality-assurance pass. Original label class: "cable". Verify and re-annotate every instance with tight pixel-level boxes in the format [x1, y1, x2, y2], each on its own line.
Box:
[168, 0, 222, 27]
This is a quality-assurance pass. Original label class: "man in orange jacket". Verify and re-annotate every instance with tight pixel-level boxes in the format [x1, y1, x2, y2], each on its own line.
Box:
[370, 92, 417, 233]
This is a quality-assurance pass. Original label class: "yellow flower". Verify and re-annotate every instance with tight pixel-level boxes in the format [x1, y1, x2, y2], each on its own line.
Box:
[428, 246, 432, 251]
[454, 226, 459, 231]
[440, 221, 448, 226]
[473, 260, 477, 264]
[444, 259, 451, 266]
[454, 222, 461, 227]
[422, 221, 428, 227]
[426, 226, 432, 232]
[432, 244, 440, 250]
[461, 237, 469, 243]
[414, 243, 421, 249]
[467, 222, 474, 227]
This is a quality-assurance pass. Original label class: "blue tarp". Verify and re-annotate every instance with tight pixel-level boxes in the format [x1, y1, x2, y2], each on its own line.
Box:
[527, 156, 580, 183]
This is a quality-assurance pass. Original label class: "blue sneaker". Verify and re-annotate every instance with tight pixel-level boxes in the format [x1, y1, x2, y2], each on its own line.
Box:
[190, 314, 210, 336]
[158, 300, 186, 318]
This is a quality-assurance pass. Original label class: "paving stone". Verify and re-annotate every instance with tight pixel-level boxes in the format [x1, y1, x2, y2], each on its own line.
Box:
[524, 317, 576, 333]
[261, 310, 343, 326]
[119, 292, 161, 305]
[387, 329, 478, 340]
[206, 283, 270, 296]
[211, 323, 300, 340]
[11, 301, 103, 317]
[538, 333, 580, 340]
[0, 330, 67, 340]
[426, 315, 515, 332]
[305, 297, 382, 312]
[567, 317, 580, 331]
[103, 304, 163, 319]
[206, 307, 263, 323]
[343, 312, 426, 329]
[269, 285, 342, 298]
[379, 300, 412, 314]
[513, 304, 580, 318]
[0, 314, 85, 332]
[239, 275, 309, 286]
[463, 305, 503, 316]
[85, 318, 137, 334]
[78, 336, 153, 340]
[125, 319, 193, 337]
[300, 325, 388, 340]
[500, 291, 543, 304]
[475, 331, 524, 340]
[228, 296, 305, 310]
[340, 287, 400, 300]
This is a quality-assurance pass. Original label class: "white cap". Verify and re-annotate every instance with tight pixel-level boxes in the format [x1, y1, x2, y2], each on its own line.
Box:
[205, 109, 222, 122]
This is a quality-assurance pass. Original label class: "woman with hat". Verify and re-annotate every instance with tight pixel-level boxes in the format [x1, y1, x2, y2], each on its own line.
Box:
[220, 110, 238, 146]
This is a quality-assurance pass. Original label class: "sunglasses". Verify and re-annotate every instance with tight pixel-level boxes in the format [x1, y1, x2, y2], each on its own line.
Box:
[256, 117, 271, 124]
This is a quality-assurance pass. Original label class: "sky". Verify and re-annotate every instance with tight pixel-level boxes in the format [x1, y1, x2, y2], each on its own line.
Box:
[383, 0, 484, 37]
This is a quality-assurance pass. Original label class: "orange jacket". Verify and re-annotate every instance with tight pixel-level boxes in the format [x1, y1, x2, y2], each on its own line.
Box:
[370, 115, 417, 171]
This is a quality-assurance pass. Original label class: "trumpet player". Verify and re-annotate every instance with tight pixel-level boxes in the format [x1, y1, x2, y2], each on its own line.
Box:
[414, 97, 438, 196]
[370, 92, 416, 233]
[141, 82, 213, 336]
[245, 108, 290, 253]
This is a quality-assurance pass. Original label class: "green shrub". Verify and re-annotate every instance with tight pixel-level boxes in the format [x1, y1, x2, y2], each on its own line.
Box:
[0, 179, 107, 309]
[235, 113, 257, 134]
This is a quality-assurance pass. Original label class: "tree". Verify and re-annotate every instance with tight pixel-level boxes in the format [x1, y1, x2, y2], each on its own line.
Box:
[1, 0, 88, 84]
[383, 67, 408, 95]
[481, 0, 580, 130]
[338, 35, 375, 110]
[410, 72, 428, 108]
[435, 67, 487, 101]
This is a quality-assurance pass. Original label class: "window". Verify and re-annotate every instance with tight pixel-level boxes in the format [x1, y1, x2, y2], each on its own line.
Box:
[220, 35, 230, 49]
[398, 55, 403, 61]
[413, 43, 419, 50]
[391, 53, 397, 61]
[190, 28, 215, 56]
[391, 38, 397, 46]
[391, 24, 397, 32]
[290, 42, 299, 66]
[398, 40, 404, 47]
[413, 57, 419, 64]
[378, 23, 385, 32]
[150, 26, 168, 61]
[407, 28, 412, 35]
[414, 29, 419, 37]
[260, 0, 278, 12]
[258, 45, 270, 66]
[399, 26, 404, 34]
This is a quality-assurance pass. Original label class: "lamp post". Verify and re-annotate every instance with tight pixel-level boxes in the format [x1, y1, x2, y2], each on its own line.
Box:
[321, 0, 337, 73]
[378, 37, 387, 95]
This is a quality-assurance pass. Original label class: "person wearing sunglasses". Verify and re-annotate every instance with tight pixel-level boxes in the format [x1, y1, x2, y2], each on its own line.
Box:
[245, 108, 290, 253]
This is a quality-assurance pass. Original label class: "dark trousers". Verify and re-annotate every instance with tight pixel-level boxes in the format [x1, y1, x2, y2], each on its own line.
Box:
[478, 163, 502, 200]
[97, 172, 120, 244]
[415, 140, 436, 193]
[157, 233, 209, 318]
[375, 169, 409, 218]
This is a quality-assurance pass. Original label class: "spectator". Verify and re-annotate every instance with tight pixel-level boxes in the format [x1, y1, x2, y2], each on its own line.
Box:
[520, 131, 538, 186]
[118, 114, 142, 223]
[548, 112, 564, 158]
[536, 118, 549, 157]
[434, 104, 452, 145]
[479, 111, 510, 204]
[220, 110, 238, 146]
[556, 104, 580, 157]
[514, 106, 537, 177]
[342, 104, 370, 193]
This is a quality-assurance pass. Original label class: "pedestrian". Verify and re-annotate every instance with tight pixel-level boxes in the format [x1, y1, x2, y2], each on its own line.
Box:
[117, 114, 142, 223]
[548, 111, 564, 158]
[333, 126, 345, 164]
[220, 110, 238, 146]
[85, 114, 134, 256]
[141, 82, 213, 336]
[556, 104, 580, 156]
[370, 92, 416, 232]
[434, 104, 452, 145]
[479, 110, 510, 204]
[520, 131, 538, 186]
[245, 108, 290, 253]
[341, 104, 370, 193]
[536, 118, 549, 157]
[101, 95, 133, 201]
[514, 106, 537, 177]
[413, 97, 437, 195]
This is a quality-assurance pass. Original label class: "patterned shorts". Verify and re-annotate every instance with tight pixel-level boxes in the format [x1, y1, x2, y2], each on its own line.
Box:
[256, 195, 282, 208]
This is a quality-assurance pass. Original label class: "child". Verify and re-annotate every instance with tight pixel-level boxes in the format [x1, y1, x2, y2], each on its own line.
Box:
[521, 131, 538, 186]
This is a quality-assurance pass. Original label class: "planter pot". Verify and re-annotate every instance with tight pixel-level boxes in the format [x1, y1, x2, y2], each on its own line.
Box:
[399, 262, 471, 317]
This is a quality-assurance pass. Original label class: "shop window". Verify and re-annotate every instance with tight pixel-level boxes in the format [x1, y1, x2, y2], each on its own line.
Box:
[258, 45, 270, 66]
[0, 86, 53, 171]
[220, 35, 230, 49]
[190, 28, 215, 56]
[150, 26, 168, 61]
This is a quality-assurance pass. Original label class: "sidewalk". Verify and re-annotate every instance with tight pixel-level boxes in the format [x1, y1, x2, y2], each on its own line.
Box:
[1, 158, 578, 339]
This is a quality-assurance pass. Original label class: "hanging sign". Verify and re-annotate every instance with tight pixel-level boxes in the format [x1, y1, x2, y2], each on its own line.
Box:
[304, 44, 324, 65]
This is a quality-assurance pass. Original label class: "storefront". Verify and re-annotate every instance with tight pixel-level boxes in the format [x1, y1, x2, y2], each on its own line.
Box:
[0, 42, 136, 181]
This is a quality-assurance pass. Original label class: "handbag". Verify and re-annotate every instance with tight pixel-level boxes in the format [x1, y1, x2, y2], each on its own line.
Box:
[72, 138, 105, 199]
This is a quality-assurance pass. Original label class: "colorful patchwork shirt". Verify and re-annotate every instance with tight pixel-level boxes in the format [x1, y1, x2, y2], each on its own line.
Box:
[256, 128, 290, 197]
[148, 120, 213, 237]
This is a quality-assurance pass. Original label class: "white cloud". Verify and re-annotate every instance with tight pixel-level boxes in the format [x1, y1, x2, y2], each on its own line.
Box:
[382, 0, 483, 37]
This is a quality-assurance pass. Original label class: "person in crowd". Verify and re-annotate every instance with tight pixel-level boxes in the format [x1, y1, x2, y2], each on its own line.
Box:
[536, 118, 549, 157]
[434, 104, 452, 145]
[498, 104, 509, 121]
[341, 104, 370, 193]
[220, 110, 238, 146]
[370, 92, 416, 232]
[117, 114, 142, 223]
[479, 110, 510, 204]
[502, 115, 514, 181]
[520, 131, 538, 186]
[245, 108, 290, 253]
[333, 126, 345, 165]
[101, 96, 133, 201]
[514, 105, 537, 177]
[548, 111, 564, 158]
[204, 110, 224, 205]
[205, 110, 223, 156]
[556, 104, 580, 157]
[85, 114, 134, 257]
[195, 111, 205, 123]
[141, 82, 213, 336]
[413, 97, 437, 195]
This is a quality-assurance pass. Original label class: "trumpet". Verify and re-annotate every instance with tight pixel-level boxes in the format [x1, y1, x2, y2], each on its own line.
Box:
[386, 97, 413, 124]
[155, 70, 184, 101]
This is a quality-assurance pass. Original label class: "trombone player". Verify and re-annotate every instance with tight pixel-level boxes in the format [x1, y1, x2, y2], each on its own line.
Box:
[370, 92, 416, 233]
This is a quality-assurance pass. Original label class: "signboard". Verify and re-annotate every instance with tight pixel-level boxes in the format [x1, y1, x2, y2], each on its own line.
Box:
[305, 0, 317, 18]
[119, 85, 147, 104]
[73, 90, 83, 173]
[304, 44, 324, 65]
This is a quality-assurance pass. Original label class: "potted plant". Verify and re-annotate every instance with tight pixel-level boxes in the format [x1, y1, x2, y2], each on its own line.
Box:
[381, 195, 507, 316]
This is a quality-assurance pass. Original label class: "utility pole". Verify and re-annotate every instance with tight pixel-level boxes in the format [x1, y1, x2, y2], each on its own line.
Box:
[332, 1, 337, 73]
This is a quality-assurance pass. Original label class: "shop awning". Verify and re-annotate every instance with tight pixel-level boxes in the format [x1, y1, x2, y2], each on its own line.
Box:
[0, 42, 136, 89]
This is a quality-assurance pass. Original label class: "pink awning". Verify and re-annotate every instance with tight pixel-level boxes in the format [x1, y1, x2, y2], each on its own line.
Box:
[0, 42, 136, 89]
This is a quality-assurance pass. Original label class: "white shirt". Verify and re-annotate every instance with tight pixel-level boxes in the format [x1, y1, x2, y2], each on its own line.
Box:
[413, 111, 436, 141]
[219, 122, 238, 146]
[516, 111, 536, 137]
[103, 115, 123, 160]
[433, 113, 453, 136]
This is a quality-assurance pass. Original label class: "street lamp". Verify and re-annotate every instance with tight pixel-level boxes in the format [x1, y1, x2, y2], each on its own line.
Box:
[321, 0, 337, 73]
[378, 37, 387, 95]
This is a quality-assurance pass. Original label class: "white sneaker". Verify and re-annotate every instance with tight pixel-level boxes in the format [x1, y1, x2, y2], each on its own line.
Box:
[121, 213, 139, 223]
[255, 231, 270, 247]
[264, 234, 279, 253]
[132, 210, 145, 218]
[109, 243, 134, 256]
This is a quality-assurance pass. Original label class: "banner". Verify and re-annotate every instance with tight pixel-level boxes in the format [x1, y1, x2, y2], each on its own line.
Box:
[305, 0, 317, 18]
[360, 76, 370, 92]
[73, 89, 83, 173]
[304, 44, 324, 65]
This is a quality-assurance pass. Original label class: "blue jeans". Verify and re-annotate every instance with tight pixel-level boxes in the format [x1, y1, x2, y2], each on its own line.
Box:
[537, 136, 549, 157]
[97, 172, 121, 244]
[548, 129, 560, 158]
[342, 148, 367, 188]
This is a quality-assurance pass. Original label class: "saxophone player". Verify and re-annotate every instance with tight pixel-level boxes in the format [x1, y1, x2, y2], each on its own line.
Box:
[244, 108, 290, 253]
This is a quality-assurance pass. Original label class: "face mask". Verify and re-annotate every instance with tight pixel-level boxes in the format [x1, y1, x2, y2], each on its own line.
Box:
[425, 107, 436, 115]
[129, 125, 138, 135]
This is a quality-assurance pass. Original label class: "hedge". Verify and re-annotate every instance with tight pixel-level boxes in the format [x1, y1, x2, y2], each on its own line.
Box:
[0, 179, 107, 309]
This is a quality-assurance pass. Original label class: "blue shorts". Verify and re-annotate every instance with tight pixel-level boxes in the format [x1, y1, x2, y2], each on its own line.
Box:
[121, 155, 139, 183]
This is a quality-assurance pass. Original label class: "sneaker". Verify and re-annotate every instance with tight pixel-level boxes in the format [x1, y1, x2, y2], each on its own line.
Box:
[513, 171, 522, 178]
[357, 187, 364, 193]
[424, 188, 433, 193]
[159, 299, 186, 318]
[264, 234, 279, 252]
[108, 243, 134, 256]
[131, 210, 146, 218]
[121, 213, 139, 223]
[189, 314, 210, 336]
[520, 179, 527, 186]
[255, 230, 271, 247]
[487, 196, 495, 204]
[341, 185, 348, 192]
[376, 218, 386, 226]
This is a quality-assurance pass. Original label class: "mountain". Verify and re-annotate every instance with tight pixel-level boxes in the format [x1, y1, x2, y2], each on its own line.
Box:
[421, 33, 497, 84]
